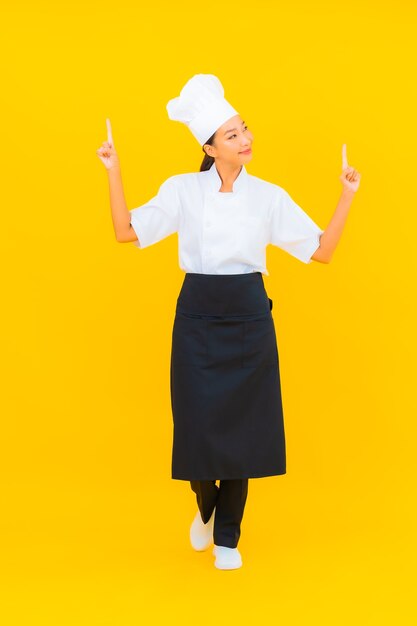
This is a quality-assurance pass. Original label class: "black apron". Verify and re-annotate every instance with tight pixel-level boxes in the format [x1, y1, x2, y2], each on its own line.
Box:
[170, 271, 286, 481]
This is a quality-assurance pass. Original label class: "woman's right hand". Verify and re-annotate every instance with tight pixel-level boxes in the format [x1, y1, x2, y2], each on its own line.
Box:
[96, 118, 121, 170]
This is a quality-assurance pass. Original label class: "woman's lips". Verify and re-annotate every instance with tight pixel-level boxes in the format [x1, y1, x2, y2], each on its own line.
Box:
[240, 148, 252, 154]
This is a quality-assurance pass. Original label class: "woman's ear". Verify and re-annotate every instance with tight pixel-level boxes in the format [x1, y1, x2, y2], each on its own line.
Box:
[204, 144, 214, 158]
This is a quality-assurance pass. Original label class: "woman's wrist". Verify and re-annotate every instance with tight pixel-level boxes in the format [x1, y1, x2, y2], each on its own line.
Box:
[341, 186, 356, 197]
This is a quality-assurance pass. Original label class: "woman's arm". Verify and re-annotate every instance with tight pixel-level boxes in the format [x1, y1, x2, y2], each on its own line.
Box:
[311, 144, 361, 264]
[106, 166, 139, 243]
[311, 188, 356, 263]
[96, 118, 139, 244]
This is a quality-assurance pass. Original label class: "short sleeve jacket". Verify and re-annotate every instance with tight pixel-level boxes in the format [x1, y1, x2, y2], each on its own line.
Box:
[129, 162, 324, 276]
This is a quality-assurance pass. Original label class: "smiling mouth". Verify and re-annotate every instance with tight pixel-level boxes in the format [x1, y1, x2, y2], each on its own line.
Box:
[240, 148, 252, 153]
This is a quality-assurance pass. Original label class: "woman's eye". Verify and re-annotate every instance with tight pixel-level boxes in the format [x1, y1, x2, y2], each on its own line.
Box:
[228, 126, 248, 140]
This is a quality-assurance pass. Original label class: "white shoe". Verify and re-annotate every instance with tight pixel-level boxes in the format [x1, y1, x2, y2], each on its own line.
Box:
[213, 544, 243, 570]
[190, 508, 215, 551]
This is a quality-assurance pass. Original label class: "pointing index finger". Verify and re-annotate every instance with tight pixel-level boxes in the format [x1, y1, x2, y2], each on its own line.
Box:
[106, 118, 114, 147]
[342, 143, 348, 169]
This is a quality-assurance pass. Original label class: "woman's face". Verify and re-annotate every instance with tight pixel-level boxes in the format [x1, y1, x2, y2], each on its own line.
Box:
[204, 114, 254, 167]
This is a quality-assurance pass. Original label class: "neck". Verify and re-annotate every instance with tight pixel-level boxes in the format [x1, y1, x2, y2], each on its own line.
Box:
[214, 162, 243, 192]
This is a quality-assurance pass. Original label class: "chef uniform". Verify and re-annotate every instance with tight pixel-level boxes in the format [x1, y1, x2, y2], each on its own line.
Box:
[129, 74, 324, 548]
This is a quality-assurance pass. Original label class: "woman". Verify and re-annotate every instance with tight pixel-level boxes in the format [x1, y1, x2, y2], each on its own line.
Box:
[96, 74, 361, 570]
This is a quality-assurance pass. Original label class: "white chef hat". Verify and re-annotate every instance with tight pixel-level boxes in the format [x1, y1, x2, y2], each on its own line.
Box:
[166, 74, 239, 146]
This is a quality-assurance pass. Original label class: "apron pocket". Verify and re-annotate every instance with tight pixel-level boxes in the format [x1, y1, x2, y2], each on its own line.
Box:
[172, 313, 208, 366]
[243, 315, 278, 368]
[206, 318, 245, 368]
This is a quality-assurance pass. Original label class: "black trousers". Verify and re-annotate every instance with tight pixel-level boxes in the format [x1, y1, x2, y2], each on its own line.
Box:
[190, 479, 249, 548]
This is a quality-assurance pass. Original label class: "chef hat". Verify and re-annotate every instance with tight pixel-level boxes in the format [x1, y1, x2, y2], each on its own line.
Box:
[166, 74, 239, 146]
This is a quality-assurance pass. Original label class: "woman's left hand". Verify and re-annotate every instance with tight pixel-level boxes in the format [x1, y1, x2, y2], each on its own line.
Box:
[340, 144, 361, 192]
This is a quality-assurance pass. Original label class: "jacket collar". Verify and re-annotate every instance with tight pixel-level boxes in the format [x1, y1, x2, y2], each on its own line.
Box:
[205, 162, 248, 194]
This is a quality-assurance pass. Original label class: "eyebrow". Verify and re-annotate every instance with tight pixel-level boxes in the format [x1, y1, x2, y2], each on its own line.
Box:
[224, 120, 246, 135]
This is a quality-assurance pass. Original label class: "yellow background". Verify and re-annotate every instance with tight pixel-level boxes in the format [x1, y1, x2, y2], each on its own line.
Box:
[1, 0, 416, 623]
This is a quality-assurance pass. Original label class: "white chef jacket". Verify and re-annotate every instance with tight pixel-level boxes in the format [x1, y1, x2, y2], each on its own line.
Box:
[129, 162, 324, 275]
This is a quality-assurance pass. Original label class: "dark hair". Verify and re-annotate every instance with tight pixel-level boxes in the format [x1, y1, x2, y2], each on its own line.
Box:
[199, 130, 216, 171]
